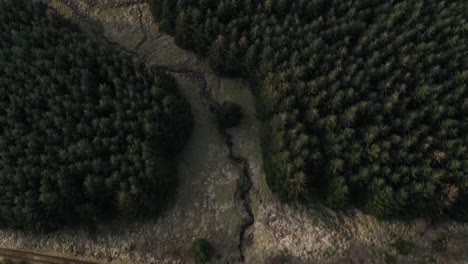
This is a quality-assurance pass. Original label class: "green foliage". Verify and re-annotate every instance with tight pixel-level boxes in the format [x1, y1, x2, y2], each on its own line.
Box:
[147, 0, 163, 19]
[192, 238, 212, 264]
[147, 0, 177, 33]
[431, 237, 448, 253]
[145, 0, 468, 218]
[0, 0, 192, 230]
[393, 238, 414, 255]
[384, 253, 396, 264]
[324, 175, 349, 209]
[216, 102, 243, 130]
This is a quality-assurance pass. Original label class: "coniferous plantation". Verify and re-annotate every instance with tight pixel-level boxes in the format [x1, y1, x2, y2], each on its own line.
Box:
[148, 0, 467, 218]
[0, 0, 192, 230]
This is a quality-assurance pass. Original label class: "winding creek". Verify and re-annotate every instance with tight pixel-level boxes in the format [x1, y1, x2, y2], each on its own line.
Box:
[1, 1, 466, 263]
[55, 0, 258, 262]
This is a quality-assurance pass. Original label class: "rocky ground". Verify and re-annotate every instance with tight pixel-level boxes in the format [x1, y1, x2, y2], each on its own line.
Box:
[0, 0, 467, 263]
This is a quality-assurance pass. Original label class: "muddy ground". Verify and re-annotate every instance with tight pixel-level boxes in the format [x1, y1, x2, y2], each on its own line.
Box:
[0, 0, 467, 263]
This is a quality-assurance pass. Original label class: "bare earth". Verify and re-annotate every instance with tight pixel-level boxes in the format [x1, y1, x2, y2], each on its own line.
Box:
[0, 0, 467, 263]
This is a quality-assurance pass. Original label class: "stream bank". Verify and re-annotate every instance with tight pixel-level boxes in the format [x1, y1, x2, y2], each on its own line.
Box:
[51, 0, 258, 262]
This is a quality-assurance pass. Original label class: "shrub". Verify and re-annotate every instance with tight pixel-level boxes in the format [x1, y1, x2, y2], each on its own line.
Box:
[393, 239, 414, 255]
[216, 102, 243, 130]
[384, 253, 396, 264]
[431, 237, 448, 253]
[192, 238, 212, 264]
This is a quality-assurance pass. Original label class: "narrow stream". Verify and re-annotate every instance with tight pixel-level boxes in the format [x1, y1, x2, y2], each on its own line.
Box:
[152, 66, 256, 262]
[58, 1, 256, 261]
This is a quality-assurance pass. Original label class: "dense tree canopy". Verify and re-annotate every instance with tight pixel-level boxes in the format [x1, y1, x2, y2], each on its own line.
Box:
[0, 0, 192, 230]
[148, 0, 467, 218]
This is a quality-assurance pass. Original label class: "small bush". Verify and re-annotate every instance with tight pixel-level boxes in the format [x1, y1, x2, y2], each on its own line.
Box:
[393, 238, 414, 255]
[192, 238, 212, 264]
[384, 253, 396, 264]
[216, 102, 243, 130]
[431, 237, 448, 252]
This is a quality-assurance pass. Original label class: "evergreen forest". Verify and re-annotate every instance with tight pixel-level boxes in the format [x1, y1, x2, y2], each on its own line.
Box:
[147, 0, 467, 218]
[0, 0, 192, 230]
